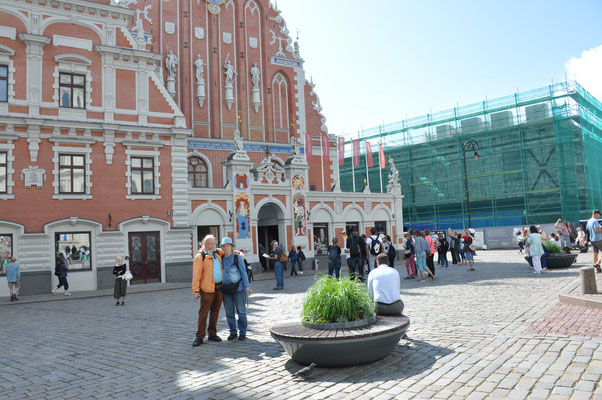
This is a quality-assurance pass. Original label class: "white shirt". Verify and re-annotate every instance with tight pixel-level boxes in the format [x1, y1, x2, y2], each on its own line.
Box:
[344, 245, 350, 259]
[367, 264, 401, 305]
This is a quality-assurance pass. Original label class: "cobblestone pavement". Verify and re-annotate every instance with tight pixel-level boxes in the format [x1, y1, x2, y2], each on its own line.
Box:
[1, 250, 601, 400]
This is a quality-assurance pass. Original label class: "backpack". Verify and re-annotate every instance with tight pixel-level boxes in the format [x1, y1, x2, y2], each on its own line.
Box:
[298, 251, 306, 261]
[54, 265, 60, 276]
[278, 248, 288, 263]
[387, 243, 396, 261]
[328, 245, 339, 261]
[465, 236, 476, 251]
[349, 236, 361, 258]
[369, 236, 381, 256]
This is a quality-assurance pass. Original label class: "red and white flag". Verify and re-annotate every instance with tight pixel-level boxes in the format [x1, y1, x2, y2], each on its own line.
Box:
[322, 135, 330, 166]
[365, 141, 374, 168]
[305, 133, 312, 163]
[338, 137, 345, 166]
[379, 143, 386, 169]
[352, 140, 360, 167]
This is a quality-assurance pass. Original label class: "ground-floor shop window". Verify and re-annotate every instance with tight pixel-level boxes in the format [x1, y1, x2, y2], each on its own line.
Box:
[0, 233, 12, 275]
[55, 232, 91, 270]
[345, 222, 359, 236]
[197, 225, 220, 248]
[313, 223, 329, 256]
[375, 221, 387, 235]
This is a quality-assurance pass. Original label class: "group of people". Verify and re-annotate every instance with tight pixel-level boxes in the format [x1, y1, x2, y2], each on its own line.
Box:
[402, 228, 477, 281]
[342, 227, 398, 282]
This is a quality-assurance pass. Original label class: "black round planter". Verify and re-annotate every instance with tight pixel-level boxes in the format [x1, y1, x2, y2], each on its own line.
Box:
[301, 315, 376, 330]
[524, 253, 578, 268]
[271, 315, 410, 367]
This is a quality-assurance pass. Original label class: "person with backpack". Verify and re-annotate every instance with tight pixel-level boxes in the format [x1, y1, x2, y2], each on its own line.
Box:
[296, 246, 305, 275]
[365, 227, 382, 271]
[437, 234, 449, 268]
[383, 235, 396, 268]
[403, 232, 416, 279]
[462, 230, 476, 271]
[265, 240, 286, 290]
[346, 227, 366, 281]
[52, 253, 71, 296]
[288, 246, 299, 277]
[414, 231, 435, 282]
[192, 234, 224, 347]
[7, 256, 20, 302]
[327, 238, 342, 278]
[219, 237, 252, 341]
[447, 229, 458, 264]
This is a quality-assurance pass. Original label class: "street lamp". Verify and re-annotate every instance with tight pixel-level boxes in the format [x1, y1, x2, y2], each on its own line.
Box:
[462, 139, 480, 228]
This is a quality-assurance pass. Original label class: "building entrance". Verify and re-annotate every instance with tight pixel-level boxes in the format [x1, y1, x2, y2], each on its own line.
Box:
[257, 202, 285, 271]
[128, 231, 161, 284]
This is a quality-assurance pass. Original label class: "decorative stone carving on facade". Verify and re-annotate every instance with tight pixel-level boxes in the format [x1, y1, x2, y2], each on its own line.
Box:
[222, 32, 232, 45]
[229, 128, 250, 161]
[387, 158, 402, 194]
[308, 77, 328, 134]
[194, 55, 206, 108]
[251, 150, 285, 184]
[334, 201, 342, 215]
[165, 50, 178, 98]
[250, 63, 261, 113]
[364, 200, 372, 214]
[206, 0, 227, 14]
[195, 27, 204, 39]
[223, 53, 236, 110]
[21, 166, 46, 188]
[287, 136, 305, 165]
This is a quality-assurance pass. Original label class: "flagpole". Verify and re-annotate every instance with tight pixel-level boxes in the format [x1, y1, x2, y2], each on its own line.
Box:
[351, 137, 356, 192]
[379, 127, 383, 193]
[364, 142, 370, 192]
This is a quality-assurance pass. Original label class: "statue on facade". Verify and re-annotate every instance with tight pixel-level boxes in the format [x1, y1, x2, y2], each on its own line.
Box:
[250, 63, 261, 113]
[194, 55, 206, 107]
[291, 136, 301, 157]
[224, 53, 236, 110]
[250, 63, 260, 88]
[165, 50, 178, 77]
[388, 158, 399, 184]
[234, 128, 245, 153]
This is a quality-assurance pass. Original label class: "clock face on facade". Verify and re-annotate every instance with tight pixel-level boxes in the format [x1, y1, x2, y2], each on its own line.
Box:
[206, 0, 227, 15]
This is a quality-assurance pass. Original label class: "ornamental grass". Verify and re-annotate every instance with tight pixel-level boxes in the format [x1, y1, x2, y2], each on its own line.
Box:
[544, 242, 563, 254]
[301, 275, 375, 324]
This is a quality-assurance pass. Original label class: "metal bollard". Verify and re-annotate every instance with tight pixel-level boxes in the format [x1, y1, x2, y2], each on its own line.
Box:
[313, 259, 319, 271]
[580, 266, 598, 295]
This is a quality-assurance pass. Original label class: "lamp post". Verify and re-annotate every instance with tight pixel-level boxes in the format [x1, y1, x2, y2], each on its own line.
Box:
[462, 139, 480, 228]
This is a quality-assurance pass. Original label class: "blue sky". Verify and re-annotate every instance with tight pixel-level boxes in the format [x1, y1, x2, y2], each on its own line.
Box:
[276, 0, 602, 137]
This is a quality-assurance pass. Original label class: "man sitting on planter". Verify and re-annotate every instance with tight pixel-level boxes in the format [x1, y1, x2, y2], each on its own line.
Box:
[367, 253, 404, 316]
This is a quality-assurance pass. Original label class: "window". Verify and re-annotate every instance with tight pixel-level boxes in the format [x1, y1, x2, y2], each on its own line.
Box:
[59, 72, 86, 108]
[0, 234, 12, 275]
[375, 221, 387, 235]
[0, 152, 6, 193]
[59, 154, 85, 194]
[313, 223, 329, 256]
[0, 65, 7, 102]
[131, 157, 155, 194]
[55, 232, 91, 271]
[345, 222, 359, 236]
[188, 157, 208, 188]
[197, 226, 219, 249]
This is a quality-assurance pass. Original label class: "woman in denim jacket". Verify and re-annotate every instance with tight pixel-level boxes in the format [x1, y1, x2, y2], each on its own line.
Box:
[219, 237, 252, 341]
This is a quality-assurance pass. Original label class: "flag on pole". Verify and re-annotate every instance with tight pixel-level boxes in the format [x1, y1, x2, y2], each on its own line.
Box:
[352, 140, 360, 167]
[322, 135, 330, 166]
[379, 143, 386, 169]
[338, 137, 345, 166]
[305, 133, 312, 163]
[365, 141, 374, 168]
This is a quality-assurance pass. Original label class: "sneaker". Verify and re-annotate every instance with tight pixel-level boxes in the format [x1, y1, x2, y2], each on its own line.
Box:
[10, 295, 14, 302]
[404, 277, 411, 280]
[13, 296, 18, 301]
[120, 302, 125, 306]
[51, 290, 56, 296]
[64, 292, 71, 296]
[298, 271, 304, 275]
[192, 338, 203, 347]
[227, 334, 237, 341]
[419, 279, 425, 282]
[208, 336, 222, 342]
[238, 334, 246, 341]
[533, 271, 541, 274]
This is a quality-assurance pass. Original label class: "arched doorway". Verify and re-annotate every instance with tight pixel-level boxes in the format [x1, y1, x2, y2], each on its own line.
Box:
[257, 202, 286, 270]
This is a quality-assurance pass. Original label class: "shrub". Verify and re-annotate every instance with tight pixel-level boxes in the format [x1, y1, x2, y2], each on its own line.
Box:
[301, 275, 375, 324]
[544, 242, 563, 254]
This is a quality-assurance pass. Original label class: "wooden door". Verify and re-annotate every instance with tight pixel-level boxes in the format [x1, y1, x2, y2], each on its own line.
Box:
[128, 232, 161, 284]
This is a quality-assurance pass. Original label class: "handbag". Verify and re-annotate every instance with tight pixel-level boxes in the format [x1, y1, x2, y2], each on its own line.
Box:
[123, 271, 133, 281]
[222, 280, 241, 294]
[279, 251, 289, 264]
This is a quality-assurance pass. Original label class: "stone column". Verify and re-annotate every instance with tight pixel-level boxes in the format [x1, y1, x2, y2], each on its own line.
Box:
[580, 266, 598, 295]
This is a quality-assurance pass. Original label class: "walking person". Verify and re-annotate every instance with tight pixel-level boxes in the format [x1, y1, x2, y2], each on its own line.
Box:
[384, 235, 396, 268]
[265, 241, 285, 290]
[288, 246, 298, 277]
[346, 227, 366, 281]
[296, 246, 305, 275]
[437, 234, 449, 268]
[414, 231, 435, 282]
[365, 227, 382, 272]
[7, 256, 20, 302]
[515, 231, 525, 254]
[52, 254, 71, 296]
[113, 256, 127, 306]
[327, 238, 342, 278]
[192, 234, 223, 347]
[219, 238, 252, 341]
[424, 229, 436, 277]
[586, 209, 602, 273]
[526, 225, 544, 274]
[404, 232, 416, 279]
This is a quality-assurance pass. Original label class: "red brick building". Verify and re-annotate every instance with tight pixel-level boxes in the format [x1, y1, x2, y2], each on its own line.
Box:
[0, 0, 402, 295]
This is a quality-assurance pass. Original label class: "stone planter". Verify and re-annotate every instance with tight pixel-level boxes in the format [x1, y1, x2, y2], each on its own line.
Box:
[271, 315, 410, 367]
[524, 253, 578, 268]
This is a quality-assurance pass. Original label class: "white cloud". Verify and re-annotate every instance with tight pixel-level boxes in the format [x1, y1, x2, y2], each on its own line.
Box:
[566, 45, 602, 98]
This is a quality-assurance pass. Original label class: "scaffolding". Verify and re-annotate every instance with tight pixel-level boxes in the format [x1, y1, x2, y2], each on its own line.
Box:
[339, 81, 602, 230]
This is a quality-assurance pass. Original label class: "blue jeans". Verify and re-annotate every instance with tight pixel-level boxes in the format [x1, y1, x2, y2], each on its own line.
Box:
[274, 261, 284, 288]
[328, 259, 341, 278]
[290, 260, 298, 276]
[222, 290, 247, 335]
[440, 253, 448, 267]
[297, 260, 303, 272]
[348, 257, 364, 280]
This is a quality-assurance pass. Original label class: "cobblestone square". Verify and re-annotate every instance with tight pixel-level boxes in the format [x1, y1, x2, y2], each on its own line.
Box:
[1, 250, 601, 399]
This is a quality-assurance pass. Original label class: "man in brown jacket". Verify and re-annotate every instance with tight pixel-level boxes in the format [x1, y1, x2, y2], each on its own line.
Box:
[192, 235, 224, 347]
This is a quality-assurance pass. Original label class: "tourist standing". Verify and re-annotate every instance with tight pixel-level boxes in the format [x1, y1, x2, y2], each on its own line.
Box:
[266, 241, 285, 290]
[526, 226, 544, 274]
[437, 234, 449, 268]
[288, 246, 298, 277]
[458, 233, 466, 265]
[554, 219, 572, 249]
[414, 231, 435, 282]
[113, 256, 127, 306]
[346, 228, 366, 281]
[192, 234, 223, 347]
[219, 238, 252, 341]
[327, 238, 342, 278]
[296, 246, 305, 275]
[52, 254, 71, 296]
[7, 256, 20, 302]
[586, 209, 602, 273]
[575, 226, 587, 248]
[448, 229, 458, 264]
[424, 229, 436, 277]
[365, 228, 382, 272]
[462, 231, 476, 271]
[404, 232, 416, 279]
[367, 254, 404, 315]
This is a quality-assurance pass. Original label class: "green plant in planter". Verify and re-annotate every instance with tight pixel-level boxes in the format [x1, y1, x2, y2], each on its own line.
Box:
[301, 275, 375, 324]
[544, 242, 563, 254]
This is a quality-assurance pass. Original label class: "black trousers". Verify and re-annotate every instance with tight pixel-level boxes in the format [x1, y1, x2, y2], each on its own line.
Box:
[451, 249, 458, 264]
[427, 254, 435, 276]
[56, 277, 69, 290]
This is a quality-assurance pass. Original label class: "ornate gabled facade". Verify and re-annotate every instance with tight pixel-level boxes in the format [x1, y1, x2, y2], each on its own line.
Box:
[0, 0, 402, 296]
